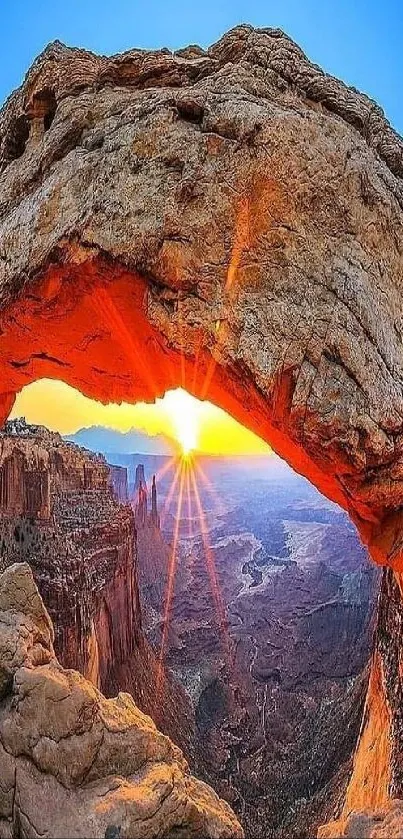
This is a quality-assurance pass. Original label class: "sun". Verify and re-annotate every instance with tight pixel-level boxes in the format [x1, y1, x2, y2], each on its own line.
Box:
[163, 389, 199, 456]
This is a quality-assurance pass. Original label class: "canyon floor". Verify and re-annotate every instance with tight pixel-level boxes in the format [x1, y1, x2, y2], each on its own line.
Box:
[112, 452, 380, 838]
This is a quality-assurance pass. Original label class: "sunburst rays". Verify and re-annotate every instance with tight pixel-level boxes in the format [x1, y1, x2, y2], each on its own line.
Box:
[156, 457, 186, 694]
[92, 213, 252, 706]
[156, 450, 230, 705]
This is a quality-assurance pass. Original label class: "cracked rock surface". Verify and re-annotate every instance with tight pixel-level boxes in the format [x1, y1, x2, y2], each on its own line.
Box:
[0, 563, 243, 839]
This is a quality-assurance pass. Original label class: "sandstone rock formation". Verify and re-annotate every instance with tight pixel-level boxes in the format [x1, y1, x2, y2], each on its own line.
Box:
[0, 26, 402, 564]
[108, 463, 129, 502]
[0, 23, 403, 836]
[0, 562, 243, 839]
[0, 418, 109, 519]
[318, 568, 403, 837]
[151, 475, 160, 528]
[0, 420, 195, 757]
[0, 418, 139, 679]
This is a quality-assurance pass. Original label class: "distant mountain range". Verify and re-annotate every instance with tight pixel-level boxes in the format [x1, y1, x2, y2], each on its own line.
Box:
[65, 426, 177, 456]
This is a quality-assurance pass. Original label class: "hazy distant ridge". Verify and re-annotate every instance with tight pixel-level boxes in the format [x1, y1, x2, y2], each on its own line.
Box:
[65, 426, 176, 455]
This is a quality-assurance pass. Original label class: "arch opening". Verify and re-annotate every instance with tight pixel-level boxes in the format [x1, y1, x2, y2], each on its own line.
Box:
[1, 370, 380, 838]
[0, 255, 399, 570]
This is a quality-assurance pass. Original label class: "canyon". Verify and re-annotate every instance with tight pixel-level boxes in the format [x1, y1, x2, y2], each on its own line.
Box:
[0, 418, 195, 759]
[0, 21, 403, 839]
[0, 417, 385, 838]
[0, 416, 398, 838]
[133, 455, 380, 838]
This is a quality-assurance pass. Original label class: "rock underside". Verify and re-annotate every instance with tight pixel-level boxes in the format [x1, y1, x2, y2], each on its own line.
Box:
[0, 25, 402, 560]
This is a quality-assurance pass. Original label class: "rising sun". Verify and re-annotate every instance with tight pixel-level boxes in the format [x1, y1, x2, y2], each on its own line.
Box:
[163, 389, 199, 456]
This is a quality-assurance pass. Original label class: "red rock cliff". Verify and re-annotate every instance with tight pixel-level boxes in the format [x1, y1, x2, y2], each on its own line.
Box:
[0, 418, 108, 519]
[319, 568, 403, 836]
[0, 418, 195, 757]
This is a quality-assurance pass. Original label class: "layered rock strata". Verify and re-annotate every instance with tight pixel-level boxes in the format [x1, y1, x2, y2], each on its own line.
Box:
[108, 463, 129, 503]
[0, 562, 243, 839]
[0, 419, 195, 757]
[133, 467, 170, 617]
[0, 22, 402, 838]
[0, 418, 109, 520]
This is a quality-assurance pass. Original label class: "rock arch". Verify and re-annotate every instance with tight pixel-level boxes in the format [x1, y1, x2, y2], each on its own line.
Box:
[0, 24, 402, 571]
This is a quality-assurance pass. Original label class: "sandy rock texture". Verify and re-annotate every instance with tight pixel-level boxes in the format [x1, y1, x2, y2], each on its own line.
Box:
[0, 25, 403, 837]
[0, 26, 402, 565]
[318, 799, 403, 838]
[0, 562, 243, 839]
[318, 568, 403, 837]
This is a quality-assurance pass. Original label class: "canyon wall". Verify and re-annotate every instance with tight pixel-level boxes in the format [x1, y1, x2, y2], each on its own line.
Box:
[0, 419, 195, 758]
[0, 418, 139, 682]
[133, 468, 168, 610]
[0, 418, 109, 520]
[0, 562, 242, 839]
[108, 463, 129, 503]
[319, 568, 403, 837]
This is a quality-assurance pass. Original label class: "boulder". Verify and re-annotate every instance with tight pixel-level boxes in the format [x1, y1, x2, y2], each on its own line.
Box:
[0, 563, 243, 838]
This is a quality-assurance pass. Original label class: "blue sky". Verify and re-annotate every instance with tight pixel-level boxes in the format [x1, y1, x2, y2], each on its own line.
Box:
[0, 1, 402, 134]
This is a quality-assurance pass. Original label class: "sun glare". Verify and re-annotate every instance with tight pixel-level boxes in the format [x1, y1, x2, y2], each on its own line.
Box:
[163, 389, 199, 456]
[10, 379, 271, 456]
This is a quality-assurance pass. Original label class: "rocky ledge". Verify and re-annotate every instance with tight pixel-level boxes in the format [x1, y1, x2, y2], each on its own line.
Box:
[0, 562, 243, 839]
[318, 801, 403, 838]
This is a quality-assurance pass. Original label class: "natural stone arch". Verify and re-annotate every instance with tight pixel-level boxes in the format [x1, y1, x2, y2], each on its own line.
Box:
[0, 25, 403, 571]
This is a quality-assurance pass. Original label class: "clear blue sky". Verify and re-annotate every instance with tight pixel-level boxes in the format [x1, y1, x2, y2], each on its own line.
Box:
[0, 0, 402, 134]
